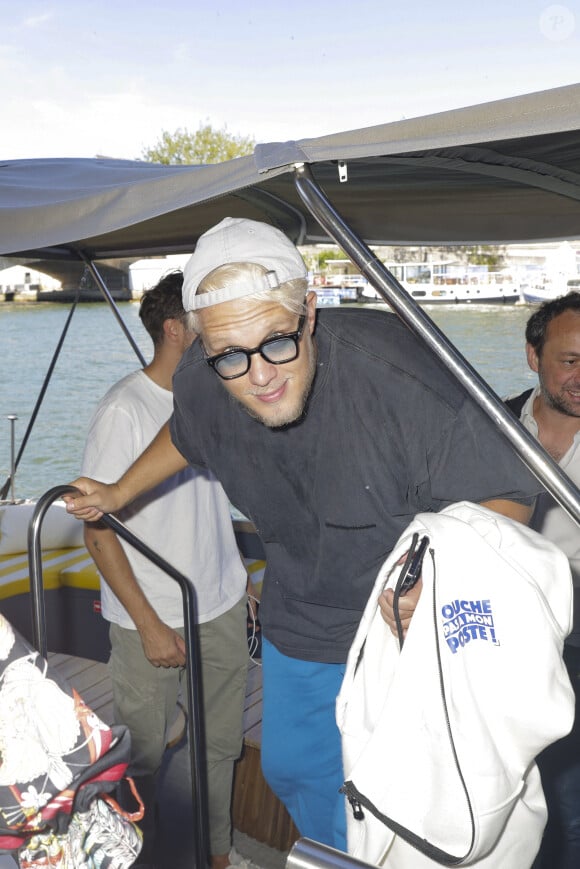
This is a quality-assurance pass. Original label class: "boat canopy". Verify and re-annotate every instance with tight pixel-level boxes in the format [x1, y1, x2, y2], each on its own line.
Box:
[1, 83, 580, 531]
[1, 83, 580, 261]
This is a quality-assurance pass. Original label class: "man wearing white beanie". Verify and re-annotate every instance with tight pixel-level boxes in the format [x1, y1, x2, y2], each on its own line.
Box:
[67, 216, 540, 853]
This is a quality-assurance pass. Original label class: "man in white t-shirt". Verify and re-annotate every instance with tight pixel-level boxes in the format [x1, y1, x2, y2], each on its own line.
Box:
[507, 291, 580, 869]
[81, 272, 253, 869]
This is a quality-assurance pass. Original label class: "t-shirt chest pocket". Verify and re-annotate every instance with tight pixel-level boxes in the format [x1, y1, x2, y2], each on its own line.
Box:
[307, 506, 389, 610]
[305, 468, 401, 609]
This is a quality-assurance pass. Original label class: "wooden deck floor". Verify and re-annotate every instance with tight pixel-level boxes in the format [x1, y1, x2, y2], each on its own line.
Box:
[49, 651, 115, 722]
[0, 653, 297, 867]
[47, 651, 299, 854]
[47, 650, 264, 748]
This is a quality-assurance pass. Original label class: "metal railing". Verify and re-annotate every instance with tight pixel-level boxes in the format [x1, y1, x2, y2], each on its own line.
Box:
[293, 163, 580, 528]
[27, 485, 209, 869]
[287, 838, 374, 869]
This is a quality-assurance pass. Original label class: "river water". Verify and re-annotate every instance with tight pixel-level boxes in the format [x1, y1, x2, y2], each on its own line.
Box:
[0, 301, 537, 501]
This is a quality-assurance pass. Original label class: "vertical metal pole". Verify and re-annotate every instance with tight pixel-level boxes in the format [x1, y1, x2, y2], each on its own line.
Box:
[27, 486, 54, 657]
[102, 512, 209, 869]
[7, 415, 17, 502]
[293, 163, 580, 527]
[79, 254, 146, 367]
[28, 486, 209, 869]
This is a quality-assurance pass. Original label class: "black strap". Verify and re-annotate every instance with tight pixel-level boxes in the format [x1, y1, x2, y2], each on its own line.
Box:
[392, 534, 418, 648]
[341, 551, 476, 866]
[505, 388, 533, 417]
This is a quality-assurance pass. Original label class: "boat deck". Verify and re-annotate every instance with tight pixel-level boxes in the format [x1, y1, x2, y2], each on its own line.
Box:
[0, 512, 298, 864]
[0, 651, 297, 868]
[47, 652, 298, 864]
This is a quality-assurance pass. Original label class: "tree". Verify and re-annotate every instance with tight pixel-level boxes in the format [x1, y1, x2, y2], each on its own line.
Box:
[316, 248, 344, 270]
[465, 246, 506, 270]
[141, 123, 255, 165]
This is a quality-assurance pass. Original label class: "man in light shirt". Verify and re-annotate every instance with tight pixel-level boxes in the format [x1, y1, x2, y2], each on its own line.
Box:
[81, 272, 253, 869]
[507, 291, 580, 869]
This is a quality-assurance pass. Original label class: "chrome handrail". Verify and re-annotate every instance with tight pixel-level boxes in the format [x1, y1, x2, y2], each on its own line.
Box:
[28, 485, 209, 869]
[287, 838, 374, 869]
[293, 163, 580, 528]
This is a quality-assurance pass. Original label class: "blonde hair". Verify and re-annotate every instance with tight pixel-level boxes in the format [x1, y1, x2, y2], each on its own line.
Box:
[185, 262, 308, 332]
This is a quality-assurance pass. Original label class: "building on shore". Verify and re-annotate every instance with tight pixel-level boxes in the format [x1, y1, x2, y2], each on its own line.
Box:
[0, 264, 61, 301]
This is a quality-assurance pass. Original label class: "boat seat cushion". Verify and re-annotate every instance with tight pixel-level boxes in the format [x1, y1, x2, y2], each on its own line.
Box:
[0, 502, 84, 555]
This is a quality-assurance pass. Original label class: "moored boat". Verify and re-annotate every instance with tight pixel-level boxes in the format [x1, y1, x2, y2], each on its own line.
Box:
[359, 261, 521, 304]
[520, 275, 580, 304]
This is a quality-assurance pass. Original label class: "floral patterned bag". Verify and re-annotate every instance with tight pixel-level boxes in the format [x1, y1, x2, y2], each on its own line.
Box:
[0, 613, 143, 867]
[17, 783, 143, 868]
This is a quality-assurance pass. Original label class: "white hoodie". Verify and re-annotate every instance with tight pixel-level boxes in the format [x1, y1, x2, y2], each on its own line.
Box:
[337, 501, 574, 868]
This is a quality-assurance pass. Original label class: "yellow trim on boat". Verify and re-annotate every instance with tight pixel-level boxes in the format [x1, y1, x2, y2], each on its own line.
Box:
[0, 546, 100, 599]
[0, 548, 265, 602]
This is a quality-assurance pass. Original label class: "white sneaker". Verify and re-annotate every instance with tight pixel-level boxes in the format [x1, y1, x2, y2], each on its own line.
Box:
[227, 847, 263, 869]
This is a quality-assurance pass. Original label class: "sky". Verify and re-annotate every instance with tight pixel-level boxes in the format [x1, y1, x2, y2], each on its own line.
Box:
[1, 0, 580, 162]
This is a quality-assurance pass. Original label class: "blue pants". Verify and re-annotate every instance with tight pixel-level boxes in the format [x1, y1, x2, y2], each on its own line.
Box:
[260, 638, 347, 849]
[535, 644, 580, 869]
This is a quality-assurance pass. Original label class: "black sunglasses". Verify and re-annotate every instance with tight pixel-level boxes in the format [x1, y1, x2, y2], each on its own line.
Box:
[205, 314, 306, 380]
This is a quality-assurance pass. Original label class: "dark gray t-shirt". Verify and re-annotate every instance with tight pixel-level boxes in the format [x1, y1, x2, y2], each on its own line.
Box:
[171, 308, 540, 663]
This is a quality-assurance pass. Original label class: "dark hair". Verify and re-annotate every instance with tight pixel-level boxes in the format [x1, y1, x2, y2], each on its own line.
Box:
[139, 270, 185, 345]
[525, 291, 580, 355]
